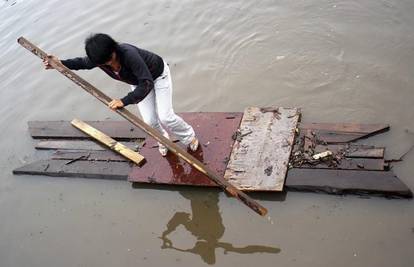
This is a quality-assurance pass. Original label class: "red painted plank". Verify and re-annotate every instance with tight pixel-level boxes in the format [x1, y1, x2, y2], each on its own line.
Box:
[128, 112, 242, 186]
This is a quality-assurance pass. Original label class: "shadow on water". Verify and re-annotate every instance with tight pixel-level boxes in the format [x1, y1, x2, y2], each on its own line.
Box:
[159, 189, 281, 264]
[138, 150, 282, 265]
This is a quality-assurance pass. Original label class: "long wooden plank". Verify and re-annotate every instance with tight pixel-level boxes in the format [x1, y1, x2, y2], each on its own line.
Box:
[71, 118, 145, 166]
[296, 158, 385, 171]
[28, 113, 241, 140]
[28, 121, 390, 142]
[285, 169, 412, 198]
[13, 160, 412, 198]
[18, 37, 267, 216]
[13, 159, 130, 180]
[28, 120, 146, 140]
[299, 123, 390, 134]
[35, 140, 137, 151]
[52, 150, 127, 161]
[299, 123, 390, 143]
[224, 107, 300, 191]
[313, 144, 385, 158]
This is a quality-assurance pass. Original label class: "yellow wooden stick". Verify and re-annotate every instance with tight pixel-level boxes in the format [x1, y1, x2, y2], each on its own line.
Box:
[71, 118, 145, 166]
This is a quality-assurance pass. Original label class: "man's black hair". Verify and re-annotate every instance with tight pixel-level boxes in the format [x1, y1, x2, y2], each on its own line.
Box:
[84, 33, 118, 65]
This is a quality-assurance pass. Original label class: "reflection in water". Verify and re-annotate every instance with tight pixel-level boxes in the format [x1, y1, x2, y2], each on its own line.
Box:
[160, 153, 280, 265]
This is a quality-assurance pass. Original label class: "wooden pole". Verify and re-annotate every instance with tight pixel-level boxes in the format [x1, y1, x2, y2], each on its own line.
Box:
[18, 37, 268, 216]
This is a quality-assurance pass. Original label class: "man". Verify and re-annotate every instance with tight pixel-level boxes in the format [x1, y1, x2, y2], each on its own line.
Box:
[44, 33, 198, 156]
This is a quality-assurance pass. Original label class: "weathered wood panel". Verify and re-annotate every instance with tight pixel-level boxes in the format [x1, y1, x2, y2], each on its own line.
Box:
[285, 169, 412, 198]
[71, 119, 145, 166]
[28, 120, 146, 140]
[224, 107, 300, 191]
[13, 160, 130, 180]
[35, 140, 137, 151]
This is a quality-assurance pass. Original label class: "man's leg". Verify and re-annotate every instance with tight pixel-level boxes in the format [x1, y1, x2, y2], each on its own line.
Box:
[154, 63, 197, 147]
[133, 86, 169, 155]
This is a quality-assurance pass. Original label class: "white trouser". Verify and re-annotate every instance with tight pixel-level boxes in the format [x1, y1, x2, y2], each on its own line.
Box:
[131, 61, 195, 145]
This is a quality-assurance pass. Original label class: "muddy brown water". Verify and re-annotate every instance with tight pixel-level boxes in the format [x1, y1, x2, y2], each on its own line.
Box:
[1, 0, 413, 266]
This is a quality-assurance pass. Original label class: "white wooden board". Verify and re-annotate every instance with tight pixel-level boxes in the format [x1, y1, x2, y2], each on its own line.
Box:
[224, 107, 300, 191]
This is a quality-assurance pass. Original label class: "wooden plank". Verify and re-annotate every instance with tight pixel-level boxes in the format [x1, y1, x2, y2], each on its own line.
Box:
[224, 107, 300, 191]
[285, 169, 413, 198]
[13, 159, 130, 180]
[298, 123, 390, 143]
[299, 123, 390, 134]
[28, 112, 243, 140]
[28, 120, 146, 140]
[14, 160, 411, 198]
[313, 144, 385, 158]
[28, 121, 389, 143]
[313, 131, 367, 143]
[52, 150, 127, 162]
[35, 140, 137, 151]
[297, 158, 385, 171]
[18, 37, 267, 216]
[71, 118, 145, 166]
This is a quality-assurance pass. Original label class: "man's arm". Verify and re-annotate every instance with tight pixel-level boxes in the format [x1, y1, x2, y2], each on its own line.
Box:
[61, 57, 96, 70]
[120, 79, 153, 106]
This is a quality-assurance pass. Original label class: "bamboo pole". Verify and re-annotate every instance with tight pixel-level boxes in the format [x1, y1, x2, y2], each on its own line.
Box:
[18, 37, 268, 216]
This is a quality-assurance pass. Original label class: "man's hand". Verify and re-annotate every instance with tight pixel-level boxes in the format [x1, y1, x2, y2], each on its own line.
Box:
[108, 99, 124, 110]
[43, 55, 60, 70]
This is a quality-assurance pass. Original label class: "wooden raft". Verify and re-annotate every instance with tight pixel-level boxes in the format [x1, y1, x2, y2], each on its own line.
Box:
[224, 107, 300, 191]
[12, 112, 413, 198]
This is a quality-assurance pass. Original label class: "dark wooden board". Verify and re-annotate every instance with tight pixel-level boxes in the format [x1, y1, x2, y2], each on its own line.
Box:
[285, 169, 412, 198]
[35, 140, 138, 151]
[313, 144, 385, 158]
[12, 160, 412, 198]
[299, 123, 390, 134]
[29, 119, 389, 144]
[28, 113, 241, 140]
[25, 120, 152, 140]
[297, 158, 385, 171]
[52, 150, 128, 161]
[313, 131, 369, 143]
[29, 120, 147, 140]
[13, 159, 130, 180]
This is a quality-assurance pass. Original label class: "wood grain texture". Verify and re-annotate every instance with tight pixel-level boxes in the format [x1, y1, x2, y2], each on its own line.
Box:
[224, 107, 300, 191]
